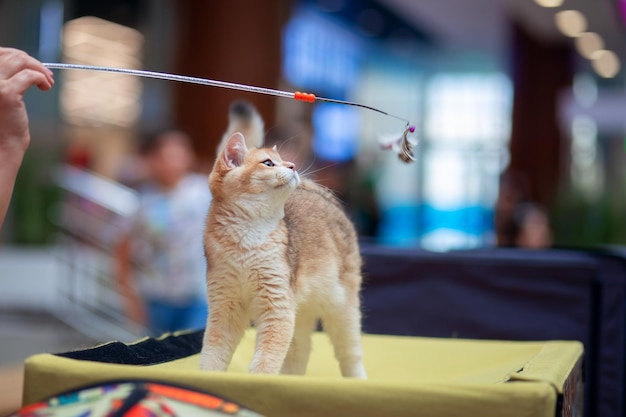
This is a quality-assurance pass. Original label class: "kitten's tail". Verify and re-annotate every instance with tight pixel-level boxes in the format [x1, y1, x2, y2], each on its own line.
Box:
[217, 100, 265, 153]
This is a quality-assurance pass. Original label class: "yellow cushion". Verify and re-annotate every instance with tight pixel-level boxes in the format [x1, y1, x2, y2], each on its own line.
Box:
[23, 330, 583, 417]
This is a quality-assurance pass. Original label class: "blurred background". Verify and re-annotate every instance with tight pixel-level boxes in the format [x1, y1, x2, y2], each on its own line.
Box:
[1, 0, 626, 411]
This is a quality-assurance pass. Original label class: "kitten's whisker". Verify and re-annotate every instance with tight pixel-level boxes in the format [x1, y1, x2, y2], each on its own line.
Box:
[298, 155, 318, 178]
[300, 162, 338, 179]
[263, 123, 283, 147]
[277, 134, 301, 153]
[298, 157, 319, 177]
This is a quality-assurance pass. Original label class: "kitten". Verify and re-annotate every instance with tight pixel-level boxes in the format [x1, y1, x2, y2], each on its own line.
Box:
[199, 103, 366, 378]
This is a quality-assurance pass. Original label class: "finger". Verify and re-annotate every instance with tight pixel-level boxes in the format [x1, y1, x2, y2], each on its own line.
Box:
[0, 47, 55, 86]
[0, 48, 54, 82]
[0, 55, 55, 87]
[5, 68, 53, 95]
[0, 48, 48, 76]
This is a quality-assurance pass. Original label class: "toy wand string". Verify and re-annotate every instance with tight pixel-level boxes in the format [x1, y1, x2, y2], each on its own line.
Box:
[43, 62, 416, 163]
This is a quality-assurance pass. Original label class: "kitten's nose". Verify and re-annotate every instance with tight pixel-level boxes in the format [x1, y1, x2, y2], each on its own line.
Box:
[286, 162, 296, 171]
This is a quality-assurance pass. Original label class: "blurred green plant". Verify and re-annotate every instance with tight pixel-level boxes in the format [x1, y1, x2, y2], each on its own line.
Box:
[551, 187, 626, 247]
[11, 146, 62, 245]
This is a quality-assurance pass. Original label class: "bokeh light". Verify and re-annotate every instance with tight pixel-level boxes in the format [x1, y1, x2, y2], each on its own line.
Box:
[575, 32, 604, 59]
[591, 50, 621, 78]
[534, 0, 564, 8]
[555, 10, 587, 38]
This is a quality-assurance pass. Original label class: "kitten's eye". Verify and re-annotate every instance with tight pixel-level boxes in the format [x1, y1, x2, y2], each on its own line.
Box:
[261, 159, 274, 167]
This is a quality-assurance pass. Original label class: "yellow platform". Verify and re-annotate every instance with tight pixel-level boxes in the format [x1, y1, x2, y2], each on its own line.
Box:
[23, 330, 583, 417]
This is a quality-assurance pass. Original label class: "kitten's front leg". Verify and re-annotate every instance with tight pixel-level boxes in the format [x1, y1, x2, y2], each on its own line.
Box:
[199, 299, 247, 372]
[281, 310, 318, 375]
[249, 298, 296, 374]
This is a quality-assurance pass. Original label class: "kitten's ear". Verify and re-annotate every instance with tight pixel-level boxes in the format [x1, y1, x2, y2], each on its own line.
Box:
[222, 132, 248, 168]
[272, 145, 278, 152]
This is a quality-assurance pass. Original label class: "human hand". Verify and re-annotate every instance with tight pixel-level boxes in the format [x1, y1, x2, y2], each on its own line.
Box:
[0, 47, 54, 155]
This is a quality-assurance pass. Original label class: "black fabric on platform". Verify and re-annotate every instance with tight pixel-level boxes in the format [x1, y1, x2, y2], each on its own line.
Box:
[360, 245, 626, 417]
[56, 330, 204, 365]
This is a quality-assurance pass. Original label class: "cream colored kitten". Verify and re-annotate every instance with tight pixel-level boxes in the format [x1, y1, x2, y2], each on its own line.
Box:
[199, 105, 366, 378]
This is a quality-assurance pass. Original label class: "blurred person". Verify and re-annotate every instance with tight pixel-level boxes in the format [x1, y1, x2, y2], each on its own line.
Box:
[495, 171, 529, 247]
[495, 171, 552, 249]
[115, 129, 211, 336]
[0, 47, 54, 229]
[513, 203, 552, 249]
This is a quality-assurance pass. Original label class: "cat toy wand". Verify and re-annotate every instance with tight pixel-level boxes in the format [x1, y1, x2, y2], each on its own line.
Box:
[43, 63, 417, 163]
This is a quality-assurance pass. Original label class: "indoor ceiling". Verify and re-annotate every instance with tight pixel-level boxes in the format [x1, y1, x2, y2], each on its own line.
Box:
[379, 0, 626, 63]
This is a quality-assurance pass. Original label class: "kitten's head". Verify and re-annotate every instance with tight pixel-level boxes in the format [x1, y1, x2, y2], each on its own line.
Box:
[210, 132, 300, 206]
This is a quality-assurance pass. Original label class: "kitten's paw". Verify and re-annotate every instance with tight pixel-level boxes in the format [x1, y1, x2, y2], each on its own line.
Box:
[349, 367, 367, 379]
[341, 361, 367, 379]
[280, 361, 308, 375]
